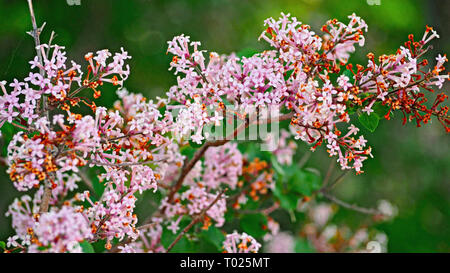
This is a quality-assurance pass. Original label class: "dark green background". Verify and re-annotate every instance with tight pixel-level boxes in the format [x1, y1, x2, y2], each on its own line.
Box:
[0, 0, 448, 252]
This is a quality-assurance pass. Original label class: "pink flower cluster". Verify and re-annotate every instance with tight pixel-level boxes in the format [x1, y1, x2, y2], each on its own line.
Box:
[0, 45, 130, 128]
[79, 189, 139, 243]
[7, 132, 48, 191]
[202, 143, 243, 189]
[222, 231, 261, 253]
[30, 206, 91, 253]
[159, 185, 227, 234]
[181, 186, 227, 226]
[164, 14, 371, 172]
[6, 197, 91, 253]
[158, 143, 242, 233]
[171, 96, 223, 144]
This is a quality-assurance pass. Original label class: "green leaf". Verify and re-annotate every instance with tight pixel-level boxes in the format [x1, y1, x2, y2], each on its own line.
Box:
[0, 241, 5, 250]
[372, 102, 391, 118]
[279, 193, 299, 211]
[87, 166, 105, 198]
[79, 241, 95, 253]
[169, 237, 193, 253]
[1, 123, 19, 157]
[372, 99, 394, 119]
[358, 112, 380, 132]
[273, 180, 298, 210]
[342, 69, 354, 80]
[91, 239, 107, 253]
[180, 145, 196, 159]
[240, 213, 267, 238]
[272, 165, 304, 210]
[289, 169, 321, 196]
[201, 226, 225, 251]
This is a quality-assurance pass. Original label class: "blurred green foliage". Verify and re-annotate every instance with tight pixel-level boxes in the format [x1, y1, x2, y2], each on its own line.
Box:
[0, 0, 448, 252]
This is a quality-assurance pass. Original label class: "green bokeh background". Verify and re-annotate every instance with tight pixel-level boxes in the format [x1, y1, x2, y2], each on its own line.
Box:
[0, 0, 448, 252]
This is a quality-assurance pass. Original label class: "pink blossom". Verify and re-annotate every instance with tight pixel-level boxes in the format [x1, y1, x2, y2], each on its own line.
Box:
[222, 231, 261, 253]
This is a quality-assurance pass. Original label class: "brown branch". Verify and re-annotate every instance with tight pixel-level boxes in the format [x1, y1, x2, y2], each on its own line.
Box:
[327, 171, 349, 190]
[26, 0, 44, 76]
[387, 78, 427, 95]
[46, 31, 57, 56]
[239, 202, 280, 215]
[309, 169, 377, 216]
[68, 74, 101, 98]
[11, 122, 32, 131]
[137, 223, 157, 231]
[78, 169, 95, 192]
[164, 143, 210, 204]
[298, 151, 311, 169]
[321, 191, 380, 215]
[27, 0, 54, 214]
[321, 160, 335, 189]
[103, 132, 145, 143]
[39, 186, 52, 213]
[165, 189, 226, 253]
[87, 158, 168, 167]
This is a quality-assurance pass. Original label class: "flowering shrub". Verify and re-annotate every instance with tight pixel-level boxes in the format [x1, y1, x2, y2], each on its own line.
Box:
[0, 3, 448, 253]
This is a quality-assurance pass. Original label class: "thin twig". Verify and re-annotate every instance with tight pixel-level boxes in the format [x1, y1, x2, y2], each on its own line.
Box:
[39, 186, 52, 213]
[103, 132, 144, 142]
[88, 158, 167, 167]
[26, 0, 43, 76]
[322, 160, 335, 188]
[387, 78, 427, 95]
[166, 190, 226, 253]
[78, 169, 94, 192]
[163, 144, 211, 206]
[321, 191, 380, 215]
[27, 0, 53, 214]
[298, 151, 311, 169]
[11, 121, 32, 131]
[137, 223, 157, 231]
[239, 202, 280, 215]
[326, 170, 349, 190]
[46, 31, 57, 57]
[68, 74, 101, 98]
